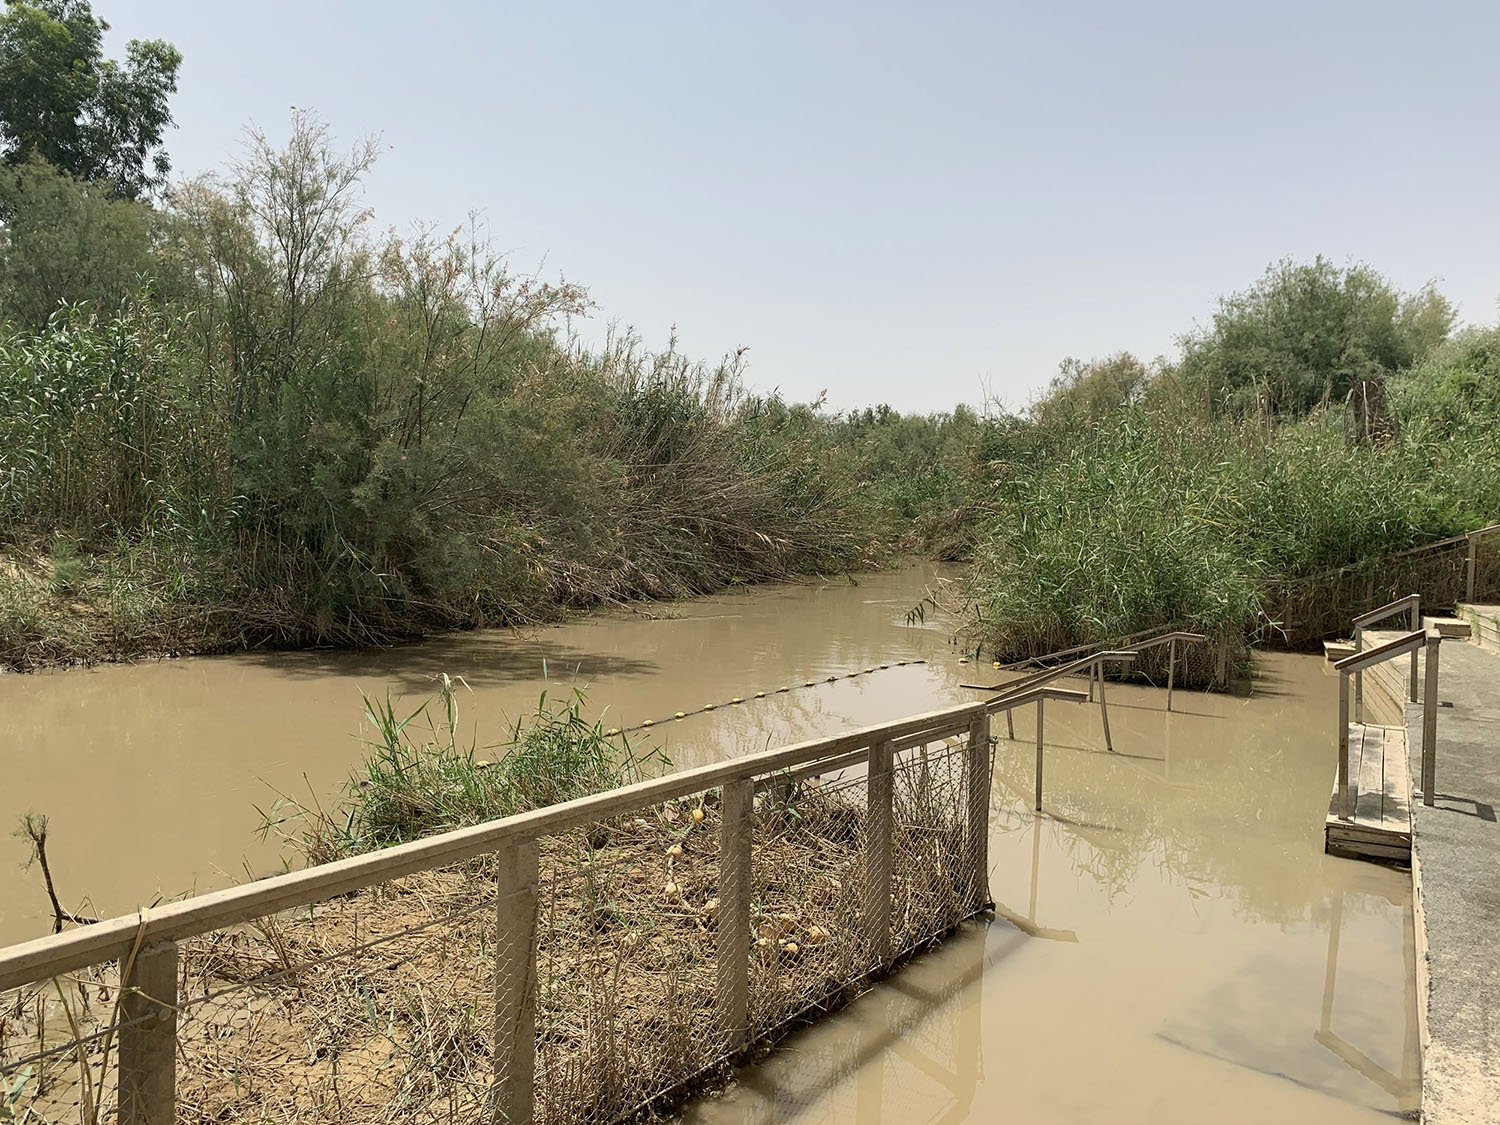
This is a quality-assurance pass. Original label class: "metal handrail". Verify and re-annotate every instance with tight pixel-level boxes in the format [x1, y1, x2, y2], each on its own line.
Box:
[1334, 626, 1442, 821]
[1353, 594, 1421, 630]
[1335, 629, 1426, 674]
[1352, 595, 1421, 718]
[983, 686, 1091, 812]
[1120, 630, 1208, 650]
[986, 685, 1090, 712]
[998, 623, 1176, 671]
[985, 650, 1137, 702]
[991, 650, 1137, 753]
[1117, 631, 1208, 711]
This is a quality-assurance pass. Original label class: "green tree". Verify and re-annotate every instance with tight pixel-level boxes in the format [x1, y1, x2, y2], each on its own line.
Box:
[1177, 257, 1455, 416]
[1032, 352, 1152, 428]
[0, 0, 181, 200]
[0, 156, 155, 327]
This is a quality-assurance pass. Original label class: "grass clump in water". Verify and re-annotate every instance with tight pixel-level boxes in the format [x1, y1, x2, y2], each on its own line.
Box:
[263, 684, 665, 864]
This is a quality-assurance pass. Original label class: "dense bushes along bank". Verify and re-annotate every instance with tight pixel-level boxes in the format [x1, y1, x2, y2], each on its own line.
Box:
[0, 116, 979, 669]
[2, 118, 1497, 672]
[951, 264, 1500, 672]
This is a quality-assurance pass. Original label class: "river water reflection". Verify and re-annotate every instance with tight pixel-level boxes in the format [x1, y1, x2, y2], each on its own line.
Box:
[0, 566, 1416, 1121]
[0, 566, 965, 943]
[681, 650, 1419, 1123]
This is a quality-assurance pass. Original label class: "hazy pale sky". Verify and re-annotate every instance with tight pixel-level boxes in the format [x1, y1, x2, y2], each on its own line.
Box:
[107, 1, 1500, 413]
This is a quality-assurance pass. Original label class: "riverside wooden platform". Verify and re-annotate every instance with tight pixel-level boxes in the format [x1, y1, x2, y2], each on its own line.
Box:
[1326, 722, 1412, 864]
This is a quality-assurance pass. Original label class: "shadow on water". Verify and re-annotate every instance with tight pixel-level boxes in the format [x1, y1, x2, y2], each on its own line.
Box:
[235, 636, 662, 691]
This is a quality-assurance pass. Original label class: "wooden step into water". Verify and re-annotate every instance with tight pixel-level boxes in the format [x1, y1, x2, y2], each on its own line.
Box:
[1325, 721, 1412, 865]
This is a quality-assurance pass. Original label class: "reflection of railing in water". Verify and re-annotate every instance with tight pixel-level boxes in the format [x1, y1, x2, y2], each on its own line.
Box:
[684, 915, 990, 1125]
[1317, 888, 1420, 1104]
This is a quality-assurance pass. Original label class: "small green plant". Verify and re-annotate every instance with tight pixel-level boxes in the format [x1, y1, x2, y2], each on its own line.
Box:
[46, 539, 87, 598]
[260, 685, 668, 863]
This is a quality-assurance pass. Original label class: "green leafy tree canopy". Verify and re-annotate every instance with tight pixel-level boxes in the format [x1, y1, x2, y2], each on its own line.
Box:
[0, 0, 181, 199]
[1177, 256, 1455, 416]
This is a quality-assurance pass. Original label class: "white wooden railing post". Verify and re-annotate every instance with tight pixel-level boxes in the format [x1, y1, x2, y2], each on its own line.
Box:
[1422, 632, 1440, 807]
[1337, 671, 1351, 821]
[717, 778, 753, 1051]
[966, 713, 992, 912]
[1033, 699, 1045, 812]
[118, 939, 177, 1125]
[493, 839, 538, 1125]
[865, 739, 894, 970]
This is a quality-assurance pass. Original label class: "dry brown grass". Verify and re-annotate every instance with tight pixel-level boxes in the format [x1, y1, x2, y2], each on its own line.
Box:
[1, 746, 979, 1125]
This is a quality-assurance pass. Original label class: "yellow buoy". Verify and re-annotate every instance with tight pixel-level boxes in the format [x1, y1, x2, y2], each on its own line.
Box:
[755, 691, 766, 698]
[731, 697, 743, 704]
[674, 711, 686, 719]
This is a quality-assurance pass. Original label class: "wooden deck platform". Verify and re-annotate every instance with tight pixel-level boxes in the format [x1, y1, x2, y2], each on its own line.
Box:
[1326, 721, 1412, 865]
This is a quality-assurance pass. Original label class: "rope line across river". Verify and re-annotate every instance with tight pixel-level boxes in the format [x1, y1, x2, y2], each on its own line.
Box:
[599, 660, 929, 737]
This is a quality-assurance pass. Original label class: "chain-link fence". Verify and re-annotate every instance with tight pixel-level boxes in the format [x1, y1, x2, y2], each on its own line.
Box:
[0, 708, 995, 1125]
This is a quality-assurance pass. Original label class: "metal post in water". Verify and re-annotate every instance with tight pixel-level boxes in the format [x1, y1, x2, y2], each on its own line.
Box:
[1097, 660, 1114, 753]
[966, 712, 993, 912]
[1166, 638, 1177, 713]
[1034, 697, 1045, 812]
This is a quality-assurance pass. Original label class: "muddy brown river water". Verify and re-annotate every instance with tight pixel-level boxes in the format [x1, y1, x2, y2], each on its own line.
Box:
[0, 565, 1416, 1121]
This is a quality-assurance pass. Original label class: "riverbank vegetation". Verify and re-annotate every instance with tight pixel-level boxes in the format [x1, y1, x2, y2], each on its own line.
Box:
[947, 261, 1500, 667]
[2, 0, 1498, 676]
[0, 107, 917, 669]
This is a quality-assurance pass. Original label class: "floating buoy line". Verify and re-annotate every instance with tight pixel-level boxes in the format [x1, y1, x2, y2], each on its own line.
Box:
[604, 660, 928, 738]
